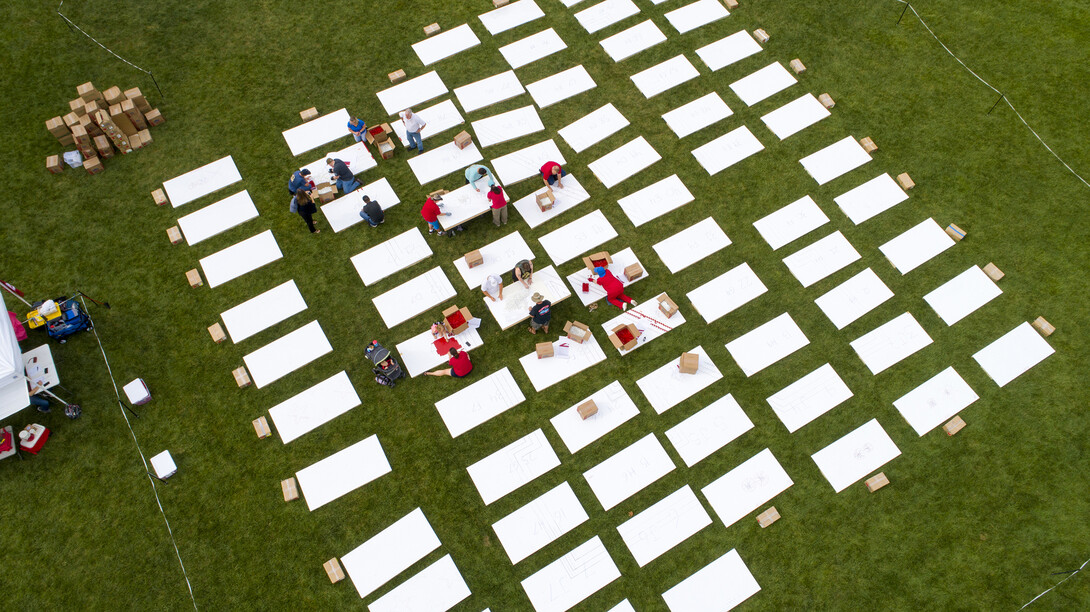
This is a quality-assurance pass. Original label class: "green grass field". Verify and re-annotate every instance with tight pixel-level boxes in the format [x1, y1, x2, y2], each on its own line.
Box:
[2, 0, 1089, 609]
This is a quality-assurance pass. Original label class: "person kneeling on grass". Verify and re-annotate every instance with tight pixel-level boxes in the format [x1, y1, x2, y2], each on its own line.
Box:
[528, 292, 551, 334]
[327, 157, 361, 194]
[426, 348, 473, 378]
[540, 160, 566, 189]
[594, 266, 636, 311]
[359, 195, 384, 227]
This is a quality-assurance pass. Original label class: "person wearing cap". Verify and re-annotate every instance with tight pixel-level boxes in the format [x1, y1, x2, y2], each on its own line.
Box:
[540, 161, 566, 189]
[347, 116, 367, 143]
[487, 185, 508, 226]
[482, 273, 504, 302]
[288, 168, 313, 195]
[399, 108, 427, 154]
[359, 195, 384, 227]
[327, 158, 360, 195]
[425, 347, 473, 378]
[594, 266, 637, 311]
[528, 293, 551, 334]
[465, 164, 496, 193]
[512, 259, 533, 288]
[421, 195, 451, 235]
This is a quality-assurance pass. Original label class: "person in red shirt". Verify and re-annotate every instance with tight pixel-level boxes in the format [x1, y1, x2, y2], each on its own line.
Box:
[540, 161, 566, 189]
[486, 185, 508, 226]
[593, 266, 637, 311]
[426, 348, 473, 378]
[420, 195, 450, 235]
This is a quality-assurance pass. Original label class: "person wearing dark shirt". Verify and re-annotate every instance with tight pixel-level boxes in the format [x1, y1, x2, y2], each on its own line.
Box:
[528, 292, 551, 334]
[288, 169, 313, 195]
[293, 189, 320, 234]
[359, 195, 384, 227]
[425, 348, 473, 378]
[513, 259, 533, 288]
[326, 157, 360, 194]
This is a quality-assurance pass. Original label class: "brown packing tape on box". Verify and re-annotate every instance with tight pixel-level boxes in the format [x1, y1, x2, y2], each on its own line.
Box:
[46, 116, 70, 138]
[109, 104, 139, 136]
[865, 472, 889, 492]
[252, 416, 271, 439]
[124, 87, 153, 113]
[103, 86, 126, 105]
[281, 477, 299, 501]
[93, 135, 114, 159]
[46, 155, 63, 174]
[300, 107, 318, 122]
[388, 69, 406, 83]
[83, 157, 104, 175]
[323, 558, 345, 583]
[121, 99, 148, 130]
[145, 108, 164, 126]
[577, 400, 597, 420]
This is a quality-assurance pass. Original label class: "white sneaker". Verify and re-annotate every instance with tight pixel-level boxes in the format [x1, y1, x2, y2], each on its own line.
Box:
[630, 300, 638, 307]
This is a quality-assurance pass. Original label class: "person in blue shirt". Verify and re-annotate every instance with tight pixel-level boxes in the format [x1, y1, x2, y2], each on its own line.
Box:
[464, 164, 496, 192]
[348, 116, 367, 143]
[288, 169, 312, 195]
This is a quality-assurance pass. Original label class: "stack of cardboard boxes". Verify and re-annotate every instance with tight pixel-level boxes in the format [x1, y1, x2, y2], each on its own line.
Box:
[45, 82, 165, 176]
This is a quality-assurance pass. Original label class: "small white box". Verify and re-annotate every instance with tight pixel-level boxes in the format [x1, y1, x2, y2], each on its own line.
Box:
[150, 450, 177, 480]
[123, 378, 151, 405]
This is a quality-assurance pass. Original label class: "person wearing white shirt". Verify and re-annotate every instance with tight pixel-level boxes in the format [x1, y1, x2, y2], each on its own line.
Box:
[400, 108, 427, 154]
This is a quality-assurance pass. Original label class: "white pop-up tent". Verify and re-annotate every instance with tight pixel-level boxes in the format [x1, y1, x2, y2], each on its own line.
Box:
[0, 290, 29, 421]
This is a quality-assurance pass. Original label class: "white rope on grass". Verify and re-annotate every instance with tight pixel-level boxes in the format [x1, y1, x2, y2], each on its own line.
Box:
[83, 298, 199, 611]
[890, 0, 1090, 190]
[1018, 556, 1090, 610]
[55, 1, 153, 76]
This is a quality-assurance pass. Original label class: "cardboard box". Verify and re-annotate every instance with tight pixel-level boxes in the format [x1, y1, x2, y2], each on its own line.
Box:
[300, 107, 318, 122]
[564, 321, 590, 344]
[378, 140, 396, 160]
[138, 128, 152, 146]
[859, 136, 877, 153]
[982, 262, 1004, 282]
[281, 477, 299, 502]
[536, 189, 555, 212]
[63, 112, 81, 128]
[897, 172, 914, 190]
[465, 249, 484, 268]
[582, 251, 612, 272]
[1032, 316, 1055, 337]
[78, 144, 98, 162]
[93, 135, 114, 158]
[46, 155, 63, 174]
[757, 506, 780, 528]
[536, 342, 554, 359]
[84, 99, 103, 117]
[494, 0, 510, 7]
[69, 98, 86, 114]
[152, 188, 169, 206]
[945, 223, 965, 241]
[943, 416, 966, 436]
[753, 28, 769, 43]
[166, 226, 182, 245]
[623, 263, 643, 281]
[790, 58, 806, 74]
[453, 130, 473, 150]
[145, 108, 164, 126]
[77, 81, 103, 103]
[818, 93, 835, 109]
[577, 400, 598, 420]
[657, 293, 678, 318]
[70, 123, 91, 146]
[103, 86, 125, 105]
[46, 116, 70, 138]
[608, 324, 640, 351]
[316, 185, 335, 204]
[443, 305, 472, 335]
[57, 133, 75, 146]
[79, 114, 103, 137]
[208, 322, 226, 343]
[865, 472, 889, 492]
[388, 69, 406, 82]
[323, 558, 345, 583]
[253, 416, 271, 439]
[679, 352, 699, 374]
[121, 99, 148, 130]
[109, 104, 139, 136]
[83, 156, 104, 175]
[129, 131, 145, 150]
[186, 268, 203, 288]
[124, 87, 153, 113]
[366, 123, 393, 145]
[232, 366, 251, 388]
[424, 23, 441, 36]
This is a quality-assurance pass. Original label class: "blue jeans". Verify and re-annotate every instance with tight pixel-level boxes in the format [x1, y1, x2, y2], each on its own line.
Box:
[351, 132, 363, 142]
[336, 178, 360, 194]
[546, 168, 568, 185]
[30, 395, 50, 411]
[359, 210, 379, 227]
[406, 130, 423, 152]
